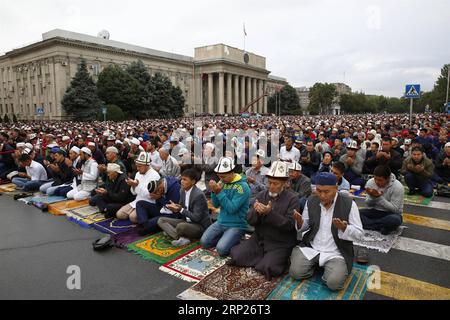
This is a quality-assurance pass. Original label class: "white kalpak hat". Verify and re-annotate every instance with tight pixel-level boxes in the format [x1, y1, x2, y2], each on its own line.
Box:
[214, 157, 235, 173]
[289, 162, 302, 172]
[266, 161, 289, 179]
[347, 140, 360, 150]
[135, 152, 151, 165]
[106, 147, 119, 154]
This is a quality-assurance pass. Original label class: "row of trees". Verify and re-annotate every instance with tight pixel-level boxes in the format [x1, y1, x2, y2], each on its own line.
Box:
[268, 63, 449, 116]
[62, 59, 186, 121]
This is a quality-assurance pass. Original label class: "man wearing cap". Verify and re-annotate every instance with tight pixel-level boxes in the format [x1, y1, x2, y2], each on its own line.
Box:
[146, 139, 163, 171]
[339, 140, 365, 187]
[245, 150, 269, 203]
[89, 163, 133, 219]
[435, 142, 450, 183]
[158, 146, 181, 179]
[39, 148, 74, 195]
[97, 146, 126, 188]
[401, 147, 434, 197]
[315, 132, 331, 155]
[12, 153, 48, 191]
[66, 147, 98, 201]
[289, 172, 363, 291]
[230, 161, 299, 280]
[88, 142, 106, 166]
[116, 152, 160, 224]
[125, 138, 142, 176]
[200, 156, 251, 257]
[287, 162, 311, 211]
[400, 139, 412, 159]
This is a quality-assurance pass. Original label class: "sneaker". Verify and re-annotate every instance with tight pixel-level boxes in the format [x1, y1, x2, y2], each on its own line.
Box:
[356, 248, 369, 264]
[171, 237, 191, 247]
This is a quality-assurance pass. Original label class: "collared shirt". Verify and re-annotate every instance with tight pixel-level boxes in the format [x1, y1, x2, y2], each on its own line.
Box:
[27, 160, 48, 181]
[149, 150, 163, 171]
[183, 187, 193, 222]
[245, 166, 269, 194]
[296, 194, 363, 267]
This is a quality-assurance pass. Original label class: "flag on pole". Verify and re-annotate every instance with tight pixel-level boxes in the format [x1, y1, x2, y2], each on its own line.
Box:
[243, 23, 247, 36]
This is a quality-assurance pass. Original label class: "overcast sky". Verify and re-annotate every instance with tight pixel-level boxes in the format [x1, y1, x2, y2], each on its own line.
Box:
[1, 0, 449, 97]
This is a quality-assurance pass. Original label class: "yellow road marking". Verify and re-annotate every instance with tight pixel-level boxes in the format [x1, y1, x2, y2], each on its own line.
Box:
[368, 271, 450, 300]
[403, 214, 450, 232]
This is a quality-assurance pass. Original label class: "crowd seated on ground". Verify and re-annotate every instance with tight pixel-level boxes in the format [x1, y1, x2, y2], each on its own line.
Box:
[0, 112, 449, 290]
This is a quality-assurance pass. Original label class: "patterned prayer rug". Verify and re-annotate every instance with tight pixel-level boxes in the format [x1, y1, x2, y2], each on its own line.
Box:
[353, 226, 406, 253]
[159, 248, 229, 282]
[92, 218, 136, 235]
[0, 183, 17, 193]
[177, 265, 282, 300]
[68, 212, 107, 229]
[267, 264, 370, 300]
[47, 199, 90, 216]
[127, 233, 200, 264]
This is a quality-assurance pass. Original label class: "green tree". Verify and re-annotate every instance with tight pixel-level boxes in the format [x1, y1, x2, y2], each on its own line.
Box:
[430, 63, 449, 112]
[96, 64, 140, 117]
[308, 83, 337, 115]
[12, 114, 18, 123]
[3, 114, 9, 123]
[96, 104, 127, 122]
[268, 84, 300, 115]
[61, 59, 101, 121]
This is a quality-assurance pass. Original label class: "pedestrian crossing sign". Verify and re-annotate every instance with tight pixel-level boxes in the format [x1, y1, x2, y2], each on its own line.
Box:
[405, 84, 421, 99]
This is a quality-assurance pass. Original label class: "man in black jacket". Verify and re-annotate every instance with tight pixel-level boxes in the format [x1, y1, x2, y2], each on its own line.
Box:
[300, 141, 321, 178]
[364, 138, 403, 177]
[89, 163, 133, 218]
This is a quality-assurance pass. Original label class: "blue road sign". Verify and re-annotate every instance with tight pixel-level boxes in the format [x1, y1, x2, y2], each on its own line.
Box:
[405, 84, 421, 99]
[36, 107, 44, 115]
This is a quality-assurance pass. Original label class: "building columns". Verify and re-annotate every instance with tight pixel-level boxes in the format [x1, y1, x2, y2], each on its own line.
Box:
[226, 73, 232, 114]
[240, 76, 246, 112]
[218, 72, 225, 114]
[258, 79, 264, 114]
[208, 73, 214, 114]
[234, 74, 240, 114]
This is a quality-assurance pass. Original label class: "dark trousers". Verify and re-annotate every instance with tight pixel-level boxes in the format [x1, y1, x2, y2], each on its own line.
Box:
[344, 169, 365, 187]
[135, 201, 182, 234]
[53, 185, 73, 197]
[404, 173, 434, 198]
[89, 194, 124, 219]
[359, 208, 402, 233]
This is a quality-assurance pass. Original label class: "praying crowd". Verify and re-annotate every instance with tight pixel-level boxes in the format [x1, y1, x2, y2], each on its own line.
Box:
[0, 112, 449, 291]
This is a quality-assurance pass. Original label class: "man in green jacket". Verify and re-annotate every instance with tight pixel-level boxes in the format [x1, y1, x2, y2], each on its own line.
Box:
[401, 147, 434, 198]
[200, 156, 250, 256]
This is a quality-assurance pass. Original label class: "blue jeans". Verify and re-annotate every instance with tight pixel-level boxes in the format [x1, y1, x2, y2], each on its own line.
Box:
[200, 222, 246, 257]
[404, 173, 433, 198]
[359, 208, 402, 233]
[11, 178, 47, 191]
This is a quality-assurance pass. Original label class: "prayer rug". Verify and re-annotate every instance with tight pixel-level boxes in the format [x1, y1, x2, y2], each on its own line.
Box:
[267, 264, 370, 300]
[47, 199, 90, 216]
[403, 191, 434, 206]
[0, 183, 17, 193]
[127, 233, 200, 264]
[112, 228, 146, 248]
[159, 248, 229, 282]
[27, 194, 67, 205]
[69, 212, 107, 229]
[353, 226, 406, 253]
[177, 265, 281, 300]
[0, 179, 11, 185]
[92, 218, 136, 235]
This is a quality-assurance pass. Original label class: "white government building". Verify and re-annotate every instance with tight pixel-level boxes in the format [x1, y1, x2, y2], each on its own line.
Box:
[0, 29, 288, 120]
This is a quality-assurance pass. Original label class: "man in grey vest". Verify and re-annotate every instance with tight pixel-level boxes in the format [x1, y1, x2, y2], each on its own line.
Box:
[289, 172, 363, 291]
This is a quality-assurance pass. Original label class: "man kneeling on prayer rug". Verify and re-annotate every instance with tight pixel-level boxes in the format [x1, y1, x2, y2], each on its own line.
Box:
[289, 172, 363, 291]
[229, 161, 299, 280]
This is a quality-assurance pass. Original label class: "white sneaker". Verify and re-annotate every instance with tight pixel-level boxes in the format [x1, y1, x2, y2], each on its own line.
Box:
[171, 237, 191, 247]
